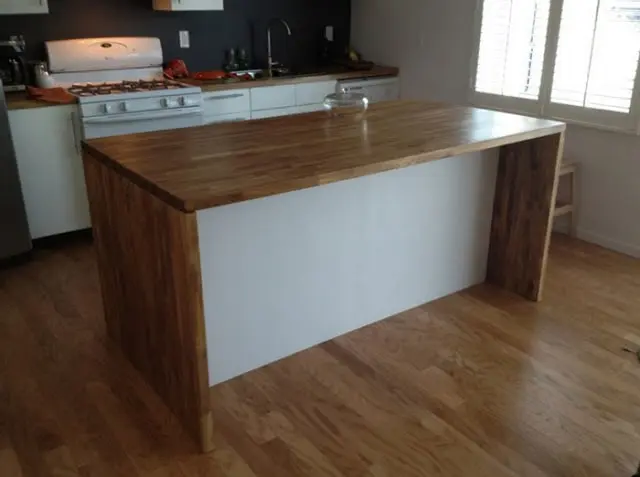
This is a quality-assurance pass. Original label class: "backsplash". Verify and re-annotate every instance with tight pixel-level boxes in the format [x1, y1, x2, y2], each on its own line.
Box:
[0, 0, 351, 73]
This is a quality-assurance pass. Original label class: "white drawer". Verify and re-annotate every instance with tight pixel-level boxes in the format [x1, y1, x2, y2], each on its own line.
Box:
[251, 106, 299, 119]
[297, 103, 326, 113]
[202, 89, 250, 116]
[251, 85, 296, 111]
[295, 81, 336, 106]
[204, 112, 251, 125]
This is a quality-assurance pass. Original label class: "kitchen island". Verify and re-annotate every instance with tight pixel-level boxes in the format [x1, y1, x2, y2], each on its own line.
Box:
[82, 101, 565, 452]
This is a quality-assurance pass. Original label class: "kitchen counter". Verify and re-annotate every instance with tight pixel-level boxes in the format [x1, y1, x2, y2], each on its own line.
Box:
[84, 101, 564, 212]
[81, 100, 565, 454]
[5, 66, 398, 110]
[5, 91, 76, 110]
[183, 65, 399, 92]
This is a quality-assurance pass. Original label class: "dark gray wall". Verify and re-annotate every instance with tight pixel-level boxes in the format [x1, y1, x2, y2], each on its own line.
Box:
[0, 0, 351, 72]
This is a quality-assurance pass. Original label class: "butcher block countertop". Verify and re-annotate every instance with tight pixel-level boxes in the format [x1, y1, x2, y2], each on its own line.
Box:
[82, 101, 565, 213]
[5, 91, 77, 110]
[184, 65, 399, 92]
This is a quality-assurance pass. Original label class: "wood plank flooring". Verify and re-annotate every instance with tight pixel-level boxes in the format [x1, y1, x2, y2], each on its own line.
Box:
[0, 234, 639, 477]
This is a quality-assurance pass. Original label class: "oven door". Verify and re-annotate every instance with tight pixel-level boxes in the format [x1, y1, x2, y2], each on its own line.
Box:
[83, 107, 204, 139]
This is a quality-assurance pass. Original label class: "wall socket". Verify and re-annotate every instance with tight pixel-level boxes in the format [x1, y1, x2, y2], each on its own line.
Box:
[179, 30, 190, 49]
[325, 25, 334, 42]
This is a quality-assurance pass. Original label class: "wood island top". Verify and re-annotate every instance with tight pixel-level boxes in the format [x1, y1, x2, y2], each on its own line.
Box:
[82, 101, 566, 213]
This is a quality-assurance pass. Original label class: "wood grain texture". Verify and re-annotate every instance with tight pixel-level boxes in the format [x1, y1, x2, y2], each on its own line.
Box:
[83, 101, 566, 212]
[183, 65, 399, 92]
[5, 91, 77, 110]
[82, 153, 212, 453]
[487, 132, 565, 301]
[1, 235, 639, 476]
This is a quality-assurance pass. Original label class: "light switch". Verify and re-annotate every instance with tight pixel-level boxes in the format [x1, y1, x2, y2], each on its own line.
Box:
[179, 30, 190, 49]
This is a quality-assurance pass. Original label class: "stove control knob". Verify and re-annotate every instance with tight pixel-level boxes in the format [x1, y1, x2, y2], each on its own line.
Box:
[100, 103, 113, 114]
[161, 98, 177, 108]
[120, 101, 129, 112]
[178, 96, 191, 107]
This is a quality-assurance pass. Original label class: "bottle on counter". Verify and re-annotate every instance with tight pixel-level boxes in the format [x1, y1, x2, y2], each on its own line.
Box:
[237, 48, 250, 70]
[223, 48, 239, 72]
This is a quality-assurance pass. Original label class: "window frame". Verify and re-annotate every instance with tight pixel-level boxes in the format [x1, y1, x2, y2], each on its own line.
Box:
[468, 0, 640, 134]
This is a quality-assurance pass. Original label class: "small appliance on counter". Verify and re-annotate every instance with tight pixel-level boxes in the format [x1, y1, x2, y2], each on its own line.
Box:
[33, 61, 55, 89]
[0, 35, 28, 92]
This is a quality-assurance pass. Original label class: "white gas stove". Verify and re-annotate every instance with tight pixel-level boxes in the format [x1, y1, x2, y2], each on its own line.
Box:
[46, 37, 203, 139]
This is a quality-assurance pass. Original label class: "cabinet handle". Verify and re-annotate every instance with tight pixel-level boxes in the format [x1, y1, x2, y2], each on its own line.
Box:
[205, 93, 245, 101]
[70, 112, 80, 155]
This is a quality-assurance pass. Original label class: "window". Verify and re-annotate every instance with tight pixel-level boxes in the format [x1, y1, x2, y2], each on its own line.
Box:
[471, 0, 640, 132]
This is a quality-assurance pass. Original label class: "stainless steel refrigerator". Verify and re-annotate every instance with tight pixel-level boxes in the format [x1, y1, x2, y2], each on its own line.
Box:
[0, 79, 31, 259]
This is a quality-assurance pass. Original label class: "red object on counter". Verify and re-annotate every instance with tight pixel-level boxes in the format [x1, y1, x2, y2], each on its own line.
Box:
[191, 70, 228, 81]
[27, 86, 76, 104]
[163, 59, 190, 79]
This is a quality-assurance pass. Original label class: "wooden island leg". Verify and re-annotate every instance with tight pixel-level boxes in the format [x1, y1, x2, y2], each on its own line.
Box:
[83, 153, 213, 452]
[486, 132, 565, 301]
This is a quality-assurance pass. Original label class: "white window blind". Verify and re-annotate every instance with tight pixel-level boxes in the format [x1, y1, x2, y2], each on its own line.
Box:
[475, 0, 551, 100]
[472, 0, 640, 132]
[551, 0, 640, 113]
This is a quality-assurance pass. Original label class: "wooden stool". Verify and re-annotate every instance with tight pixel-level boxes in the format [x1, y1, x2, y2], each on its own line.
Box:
[554, 162, 578, 237]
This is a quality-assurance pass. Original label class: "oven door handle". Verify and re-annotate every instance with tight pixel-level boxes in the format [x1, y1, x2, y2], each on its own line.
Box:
[83, 108, 203, 124]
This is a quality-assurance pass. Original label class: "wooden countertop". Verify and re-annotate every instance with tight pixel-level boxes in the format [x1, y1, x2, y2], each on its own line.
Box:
[5, 91, 77, 110]
[83, 101, 565, 213]
[184, 66, 399, 92]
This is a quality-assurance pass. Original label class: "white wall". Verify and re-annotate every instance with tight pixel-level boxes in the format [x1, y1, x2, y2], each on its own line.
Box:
[352, 0, 640, 257]
[198, 151, 498, 385]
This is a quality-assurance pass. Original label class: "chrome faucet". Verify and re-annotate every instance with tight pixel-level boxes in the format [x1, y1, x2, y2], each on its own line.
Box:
[267, 18, 292, 77]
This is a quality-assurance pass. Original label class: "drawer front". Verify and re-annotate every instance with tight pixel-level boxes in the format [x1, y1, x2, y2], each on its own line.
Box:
[295, 81, 337, 106]
[251, 106, 299, 120]
[297, 103, 325, 114]
[202, 89, 250, 116]
[251, 85, 296, 111]
[204, 112, 251, 125]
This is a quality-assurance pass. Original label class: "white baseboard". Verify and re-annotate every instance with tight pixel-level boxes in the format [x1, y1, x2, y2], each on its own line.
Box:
[577, 228, 640, 258]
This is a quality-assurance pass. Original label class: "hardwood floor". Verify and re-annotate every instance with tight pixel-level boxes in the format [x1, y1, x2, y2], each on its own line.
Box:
[0, 234, 639, 477]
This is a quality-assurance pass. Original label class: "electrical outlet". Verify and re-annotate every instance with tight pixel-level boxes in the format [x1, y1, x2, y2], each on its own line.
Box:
[179, 30, 190, 49]
[325, 25, 334, 42]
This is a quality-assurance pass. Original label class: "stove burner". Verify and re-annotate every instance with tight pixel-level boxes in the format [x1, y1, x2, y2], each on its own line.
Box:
[67, 79, 189, 96]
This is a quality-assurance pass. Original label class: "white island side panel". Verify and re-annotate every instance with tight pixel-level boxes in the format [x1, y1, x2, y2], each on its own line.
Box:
[197, 151, 498, 385]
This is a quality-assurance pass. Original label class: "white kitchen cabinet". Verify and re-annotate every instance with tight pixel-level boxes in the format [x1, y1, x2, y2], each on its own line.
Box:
[297, 104, 326, 114]
[251, 107, 300, 120]
[204, 112, 251, 125]
[295, 81, 336, 106]
[153, 0, 223, 11]
[251, 85, 297, 111]
[340, 77, 400, 103]
[0, 0, 49, 14]
[9, 105, 90, 239]
[202, 89, 250, 121]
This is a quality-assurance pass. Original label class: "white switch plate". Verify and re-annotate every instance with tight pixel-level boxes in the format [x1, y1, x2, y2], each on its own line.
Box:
[325, 25, 334, 42]
[179, 30, 190, 49]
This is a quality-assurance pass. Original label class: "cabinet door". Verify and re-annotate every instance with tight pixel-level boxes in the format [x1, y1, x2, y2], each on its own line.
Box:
[251, 85, 297, 111]
[297, 104, 326, 114]
[251, 107, 299, 120]
[202, 89, 250, 117]
[0, 0, 48, 14]
[204, 112, 250, 125]
[295, 81, 336, 106]
[9, 106, 90, 239]
[154, 0, 223, 10]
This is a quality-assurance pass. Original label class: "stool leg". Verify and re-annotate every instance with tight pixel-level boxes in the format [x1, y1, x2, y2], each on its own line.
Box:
[569, 169, 578, 238]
